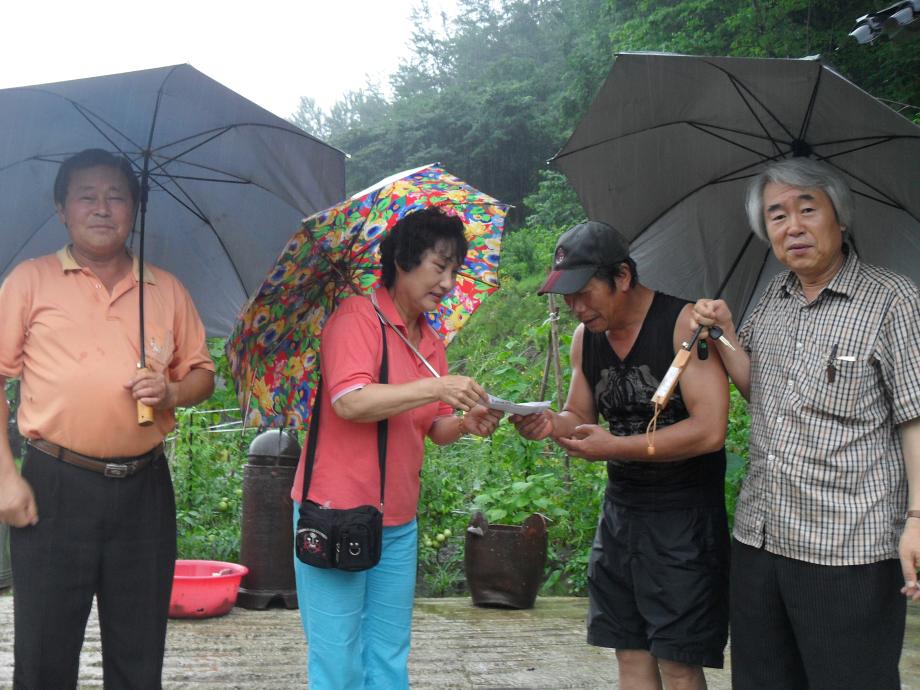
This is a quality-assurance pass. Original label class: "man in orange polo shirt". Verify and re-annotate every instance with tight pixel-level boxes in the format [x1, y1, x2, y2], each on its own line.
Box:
[0, 149, 215, 689]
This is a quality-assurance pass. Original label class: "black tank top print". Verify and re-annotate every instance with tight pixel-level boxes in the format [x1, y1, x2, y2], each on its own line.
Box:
[581, 292, 726, 509]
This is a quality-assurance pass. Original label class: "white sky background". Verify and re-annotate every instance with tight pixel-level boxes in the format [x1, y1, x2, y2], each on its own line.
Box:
[0, 0, 459, 119]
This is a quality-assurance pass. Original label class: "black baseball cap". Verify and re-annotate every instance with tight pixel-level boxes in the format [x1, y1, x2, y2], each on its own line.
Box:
[538, 221, 631, 295]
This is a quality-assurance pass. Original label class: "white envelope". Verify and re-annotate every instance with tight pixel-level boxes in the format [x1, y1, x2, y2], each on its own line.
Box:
[484, 394, 552, 416]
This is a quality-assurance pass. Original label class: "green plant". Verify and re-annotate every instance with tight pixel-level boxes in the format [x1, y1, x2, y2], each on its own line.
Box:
[170, 406, 258, 562]
[724, 385, 751, 527]
[417, 533, 466, 597]
[471, 472, 567, 524]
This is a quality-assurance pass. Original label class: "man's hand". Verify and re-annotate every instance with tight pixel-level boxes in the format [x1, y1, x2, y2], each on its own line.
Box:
[461, 405, 503, 437]
[125, 369, 176, 410]
[556, 423, 614, 461]
[690, 298, 736, 339]
[0, 469, 38, 527]
[900, 519, 920, 601]
[510, 410, 554, 441]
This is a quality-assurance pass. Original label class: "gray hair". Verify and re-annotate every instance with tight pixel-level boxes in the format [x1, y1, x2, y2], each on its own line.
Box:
[745, 158, 854, 242]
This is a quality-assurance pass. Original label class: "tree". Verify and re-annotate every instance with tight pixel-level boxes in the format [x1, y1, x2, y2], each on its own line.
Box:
[290, 96, 328, 139]
[288, 0, 918, 221]
[606, 0, 919, 111]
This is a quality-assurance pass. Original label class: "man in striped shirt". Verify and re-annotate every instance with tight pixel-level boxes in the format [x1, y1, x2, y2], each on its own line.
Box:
[693, 157, 920, 689]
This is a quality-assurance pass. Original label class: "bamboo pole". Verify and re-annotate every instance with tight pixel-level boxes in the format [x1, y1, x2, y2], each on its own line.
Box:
[538, 331, 552, 400]
[547, 294, 570, 483]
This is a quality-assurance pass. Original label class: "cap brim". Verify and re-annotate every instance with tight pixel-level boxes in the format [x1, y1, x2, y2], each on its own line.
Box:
[537, 266, 596, 295]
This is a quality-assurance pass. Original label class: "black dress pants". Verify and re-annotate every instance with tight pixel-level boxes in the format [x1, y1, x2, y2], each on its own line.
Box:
[11, 445, 176, 689]
[730, 539, 906, 690]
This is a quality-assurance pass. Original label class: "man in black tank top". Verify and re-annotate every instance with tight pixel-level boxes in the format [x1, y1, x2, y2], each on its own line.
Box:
[512, 221, 730, 689]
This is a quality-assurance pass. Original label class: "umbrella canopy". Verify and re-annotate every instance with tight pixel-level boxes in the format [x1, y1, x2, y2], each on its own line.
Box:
[227, 164, 510, 429]
[553, 52, 920, 322]
[0, 64, 346, 336]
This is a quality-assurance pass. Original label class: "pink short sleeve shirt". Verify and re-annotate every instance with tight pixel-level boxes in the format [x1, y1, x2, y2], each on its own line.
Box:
[291, 288, 453, 526]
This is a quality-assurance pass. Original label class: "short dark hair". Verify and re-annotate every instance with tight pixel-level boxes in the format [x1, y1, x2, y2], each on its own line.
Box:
[594, 258, 638, 289]
[53, 149, 140, 208]
[380, 207, 468, 288]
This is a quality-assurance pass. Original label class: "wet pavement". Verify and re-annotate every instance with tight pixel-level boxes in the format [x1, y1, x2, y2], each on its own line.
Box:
[0, 591, 918, 688]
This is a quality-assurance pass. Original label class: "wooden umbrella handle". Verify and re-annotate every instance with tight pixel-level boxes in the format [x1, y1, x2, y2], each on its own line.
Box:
[136, 366, 155, 426]
[651, 348, 692, 408]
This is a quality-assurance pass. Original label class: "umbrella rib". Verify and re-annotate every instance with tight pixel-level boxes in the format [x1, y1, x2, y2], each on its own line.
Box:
[703, 59, 798, 151]
[142, 170, 250, 296]
[813, 136, 919, 165]
[552, 121, 785, 162]
[130, 78, 276, 303]
[723, 77, 784, 158]
[145, 65, 183, 154]
[0, 209, 57, 276]
[149, 149, 322, 215]
[688, 123, 783, 160]
[713, 231, 757, 300]
[457, 270, 498, 289]
[149, 122, 341, 212]
[852, 186, 916, 214]
[157, 122, 328, 152]
[0, 154, 78, 175]
[809, 134, 920, 147]
[819, 157, 916, 215]
[630, 156, 784, 245]
[739, 244, 776, 322]
[15, 87, 146, 156]
[71, 102, 144, 159]
[149, 173, 249, 184]
[147, 127, 238, 176]
[797, 64, 822, 144]
[141, 168, 211, 224]
[150, 157, 249, 184]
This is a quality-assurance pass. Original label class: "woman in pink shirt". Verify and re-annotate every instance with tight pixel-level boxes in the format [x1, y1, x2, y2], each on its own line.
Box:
[292, 208, 502, 689]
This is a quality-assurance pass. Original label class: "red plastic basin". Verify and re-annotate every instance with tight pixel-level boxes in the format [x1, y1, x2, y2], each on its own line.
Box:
[168, 559, 249, 619]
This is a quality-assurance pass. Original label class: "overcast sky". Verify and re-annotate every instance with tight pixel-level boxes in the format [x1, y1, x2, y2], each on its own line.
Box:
[0, 0, 458, 119]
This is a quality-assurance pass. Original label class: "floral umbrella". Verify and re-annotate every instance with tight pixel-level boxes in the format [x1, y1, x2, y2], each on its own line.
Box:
[226, 164, 510, 428]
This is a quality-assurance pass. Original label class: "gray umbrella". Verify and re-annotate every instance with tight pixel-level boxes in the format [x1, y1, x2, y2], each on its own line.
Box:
[552, 52, 920, 322]
[0, 64, 346, 337]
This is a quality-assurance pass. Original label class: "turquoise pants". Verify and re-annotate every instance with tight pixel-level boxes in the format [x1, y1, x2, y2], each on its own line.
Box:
[293, 504, 417, 690]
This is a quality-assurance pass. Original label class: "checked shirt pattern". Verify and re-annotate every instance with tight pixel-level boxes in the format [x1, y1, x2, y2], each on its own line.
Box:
[734, 250, 920, 566]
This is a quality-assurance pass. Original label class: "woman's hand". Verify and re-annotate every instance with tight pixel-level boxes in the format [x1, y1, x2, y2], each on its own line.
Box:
[461, 405, 503, 437]
[434, 375, 488, 413]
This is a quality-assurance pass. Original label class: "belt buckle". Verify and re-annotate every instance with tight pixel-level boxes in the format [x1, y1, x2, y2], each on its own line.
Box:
[104, 463, 129, 478]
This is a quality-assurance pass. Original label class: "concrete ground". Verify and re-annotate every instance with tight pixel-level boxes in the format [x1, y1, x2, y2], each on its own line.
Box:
[0, 591, 918, 689]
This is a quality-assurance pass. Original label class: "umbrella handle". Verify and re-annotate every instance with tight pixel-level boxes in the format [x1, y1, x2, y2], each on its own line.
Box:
[136, 366, 156, 427]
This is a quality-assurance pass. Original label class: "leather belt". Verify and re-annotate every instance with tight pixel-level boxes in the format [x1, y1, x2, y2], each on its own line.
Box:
[29, 439, 163, 479]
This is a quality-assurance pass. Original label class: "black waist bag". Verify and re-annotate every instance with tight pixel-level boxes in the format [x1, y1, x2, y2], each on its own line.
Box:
[296, 501, 383, 571]
[295, 314, 388, 572]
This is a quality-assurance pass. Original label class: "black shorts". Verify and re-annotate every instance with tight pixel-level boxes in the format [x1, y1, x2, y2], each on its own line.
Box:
[586, 498, 729, 668]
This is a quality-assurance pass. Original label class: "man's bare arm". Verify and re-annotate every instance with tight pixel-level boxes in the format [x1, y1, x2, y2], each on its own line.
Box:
[558, 305, 729, 462]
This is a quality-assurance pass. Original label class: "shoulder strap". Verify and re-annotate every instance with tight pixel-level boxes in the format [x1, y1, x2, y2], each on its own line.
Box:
[370, 292, 440, 379]
[300, 313, 389, 507]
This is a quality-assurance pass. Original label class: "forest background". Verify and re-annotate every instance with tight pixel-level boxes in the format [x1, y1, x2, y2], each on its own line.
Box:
[126, 0, 920, 596]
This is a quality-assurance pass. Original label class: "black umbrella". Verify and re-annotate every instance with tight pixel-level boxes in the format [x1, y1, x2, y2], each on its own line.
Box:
[0, 64, 346, 337]
[552, 52, 920, 322]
